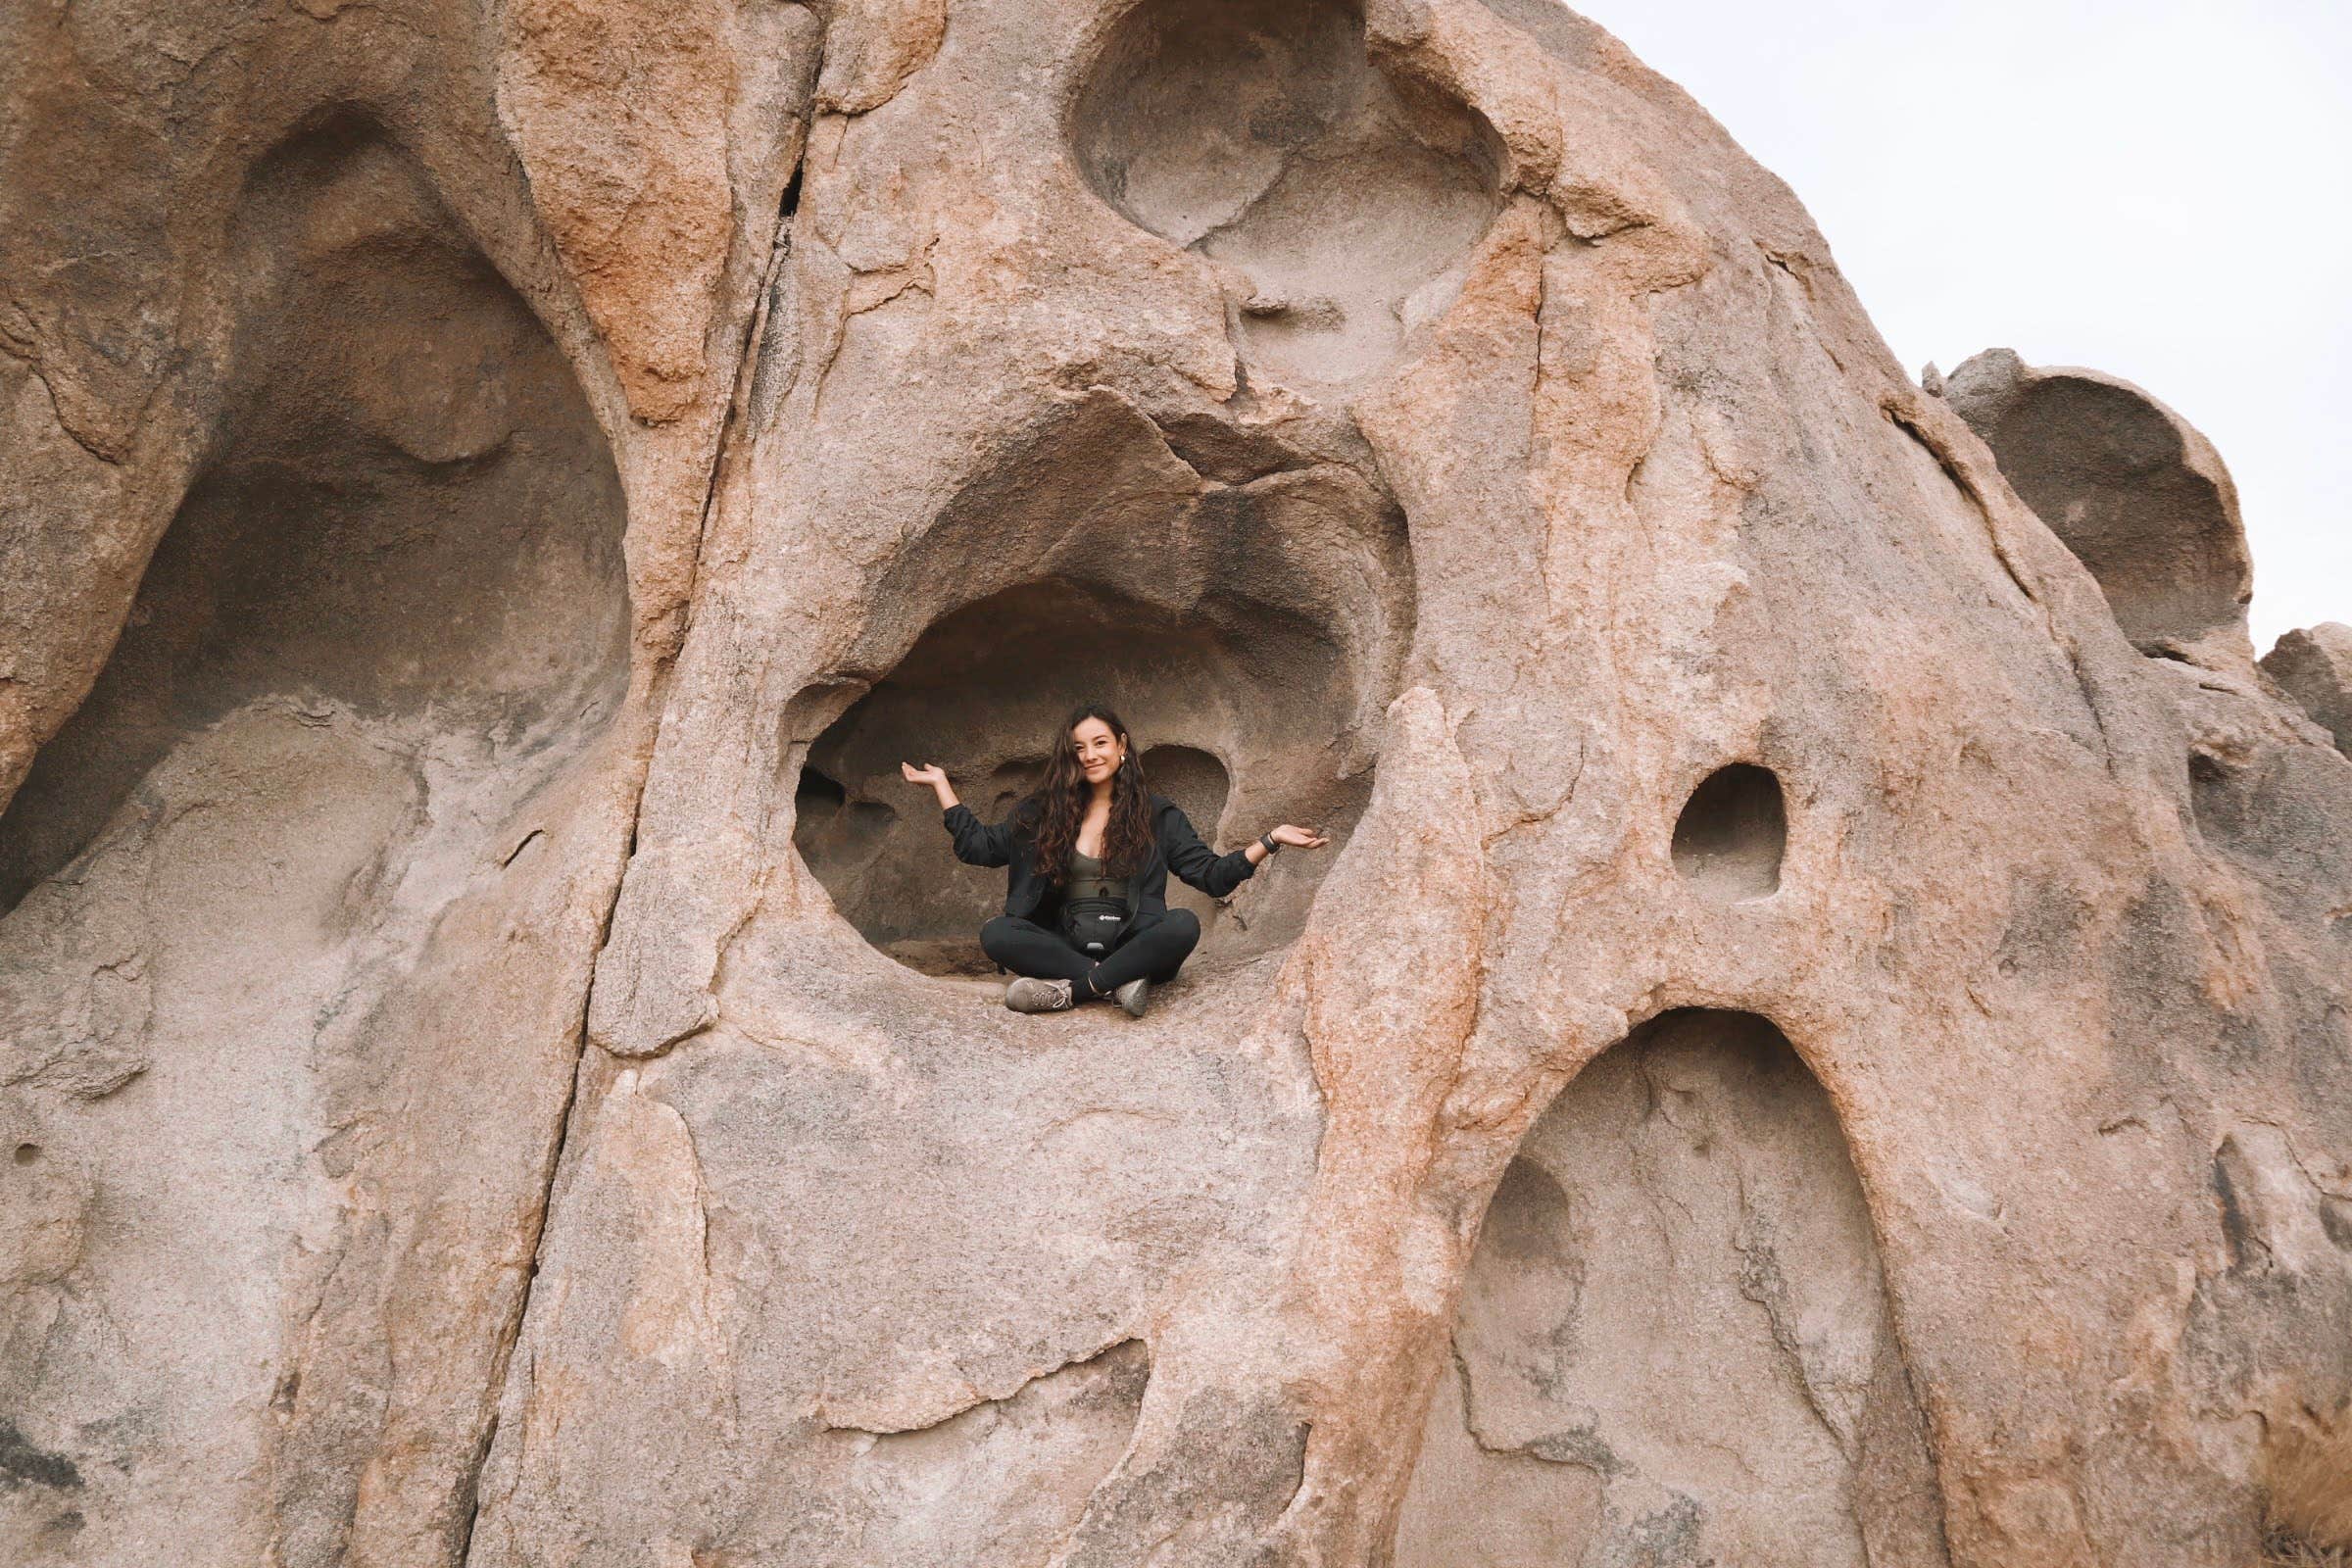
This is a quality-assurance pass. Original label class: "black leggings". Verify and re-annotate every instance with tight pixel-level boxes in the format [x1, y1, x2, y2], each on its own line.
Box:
[980, 907, 1201, 996]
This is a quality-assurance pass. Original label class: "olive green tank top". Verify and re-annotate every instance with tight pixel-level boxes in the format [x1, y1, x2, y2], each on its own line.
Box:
[1065, 847, 1130, 906]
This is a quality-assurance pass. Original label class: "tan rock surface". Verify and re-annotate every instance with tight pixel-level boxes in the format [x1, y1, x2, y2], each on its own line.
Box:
[1941, 347, 2256, 664]
[4, 2, 2348, 1566]
[2264, 622, 2352, 757]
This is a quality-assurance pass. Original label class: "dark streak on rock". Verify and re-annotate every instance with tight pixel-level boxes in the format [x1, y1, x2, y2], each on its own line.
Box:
[0, 1421, 83, 1492]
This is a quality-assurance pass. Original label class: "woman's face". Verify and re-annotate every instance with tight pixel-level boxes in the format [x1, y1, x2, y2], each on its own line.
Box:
[1071, 717, 1126, 787]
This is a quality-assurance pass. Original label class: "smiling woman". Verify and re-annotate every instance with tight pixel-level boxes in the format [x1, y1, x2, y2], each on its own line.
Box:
[900, 703, 1328, 1017]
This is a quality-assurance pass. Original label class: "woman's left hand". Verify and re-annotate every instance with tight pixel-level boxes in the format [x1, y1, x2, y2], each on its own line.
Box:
[1268, 823, 1329, 850]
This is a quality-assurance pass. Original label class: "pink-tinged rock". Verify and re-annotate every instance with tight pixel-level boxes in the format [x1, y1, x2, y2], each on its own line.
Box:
[3, 3, 2348, 1567]
[2264, 622, 2352, 757]
[1942, 348, 2254, 662]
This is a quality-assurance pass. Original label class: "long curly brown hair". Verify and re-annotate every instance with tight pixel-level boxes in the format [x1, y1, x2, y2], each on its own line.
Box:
[1023, 703, 1154, 884]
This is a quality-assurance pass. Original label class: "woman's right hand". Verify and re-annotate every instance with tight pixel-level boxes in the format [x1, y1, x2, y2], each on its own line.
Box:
[901, 760, 959, 808]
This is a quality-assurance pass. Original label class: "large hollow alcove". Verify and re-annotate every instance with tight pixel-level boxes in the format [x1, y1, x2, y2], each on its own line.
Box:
[0, 112, 631, 1557]
[1670, 761, 1787, 902]
[1396, 1010, 1947, 1568]
[796, 580, 1363, 978]
[0, 115, 630, 914]
[1069, 0, 1506, 387]
[784, 389, 1413, 981]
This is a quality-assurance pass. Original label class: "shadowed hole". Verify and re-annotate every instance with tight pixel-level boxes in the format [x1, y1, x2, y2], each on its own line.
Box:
[1671, 763, 1786, 901]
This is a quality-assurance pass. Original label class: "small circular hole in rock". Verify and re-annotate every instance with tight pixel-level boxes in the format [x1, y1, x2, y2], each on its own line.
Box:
[1671, 763, 1787, 901]
[14, 1144, 39, 1166]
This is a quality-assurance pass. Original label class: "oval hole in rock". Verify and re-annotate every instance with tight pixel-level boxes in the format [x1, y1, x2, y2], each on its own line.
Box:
[2185, 749, 2244, 850]
[1396, 1009, 1946, 1567]
[1670, 762, 1786, 901]
[791, 579, 1365, 979]
[794, 764, 851, 817]
[1068, 0, 1505, 387]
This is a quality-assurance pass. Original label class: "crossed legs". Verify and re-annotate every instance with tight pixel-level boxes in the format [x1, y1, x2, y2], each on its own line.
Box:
[979, 907, 1201, 999]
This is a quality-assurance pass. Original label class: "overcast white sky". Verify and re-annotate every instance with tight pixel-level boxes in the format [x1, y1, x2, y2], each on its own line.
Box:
[1575, 0, 2351, 652]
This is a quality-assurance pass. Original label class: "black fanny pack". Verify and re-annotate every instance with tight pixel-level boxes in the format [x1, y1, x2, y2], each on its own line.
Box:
[1058, 896, 1129, 956]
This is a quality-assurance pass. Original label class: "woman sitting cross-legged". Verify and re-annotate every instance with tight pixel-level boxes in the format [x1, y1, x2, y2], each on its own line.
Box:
[901, 703, 1328, 1016]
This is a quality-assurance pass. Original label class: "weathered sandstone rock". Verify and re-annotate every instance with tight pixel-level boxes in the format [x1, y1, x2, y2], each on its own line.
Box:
[1942, 347, 2255, 663]
[2264, 622, 2352, 757]
[3, 2, 2347, 1566]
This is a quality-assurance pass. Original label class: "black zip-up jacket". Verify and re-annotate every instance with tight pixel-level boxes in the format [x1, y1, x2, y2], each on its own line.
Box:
[943, 794, 1257, 920]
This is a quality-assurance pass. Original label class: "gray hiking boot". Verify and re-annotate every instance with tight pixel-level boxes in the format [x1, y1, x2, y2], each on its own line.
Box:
[1004, 976, 1075, 1013]
[1112, 977, 1151, 1018]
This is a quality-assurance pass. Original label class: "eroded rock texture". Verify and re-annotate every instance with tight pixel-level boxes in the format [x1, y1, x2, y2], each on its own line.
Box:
[3, 2, 2347, 1566]
[1398, 1010, 1945, 1568]
[2264, 623, 2352, 758]
[1943, 348, 2255, 662]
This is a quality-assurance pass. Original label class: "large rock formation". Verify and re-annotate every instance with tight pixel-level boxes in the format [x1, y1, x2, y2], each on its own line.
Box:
[3, 2, 2347, 1565]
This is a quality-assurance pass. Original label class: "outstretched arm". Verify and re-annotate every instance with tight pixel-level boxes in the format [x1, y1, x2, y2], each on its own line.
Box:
[1160, 805, 1328, 898]
[902, 760, 961, 811]
[1241, 822, 1329, 866]
[906, 760, 1016, 867]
